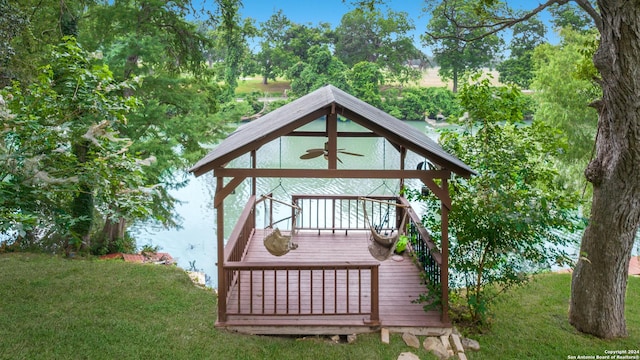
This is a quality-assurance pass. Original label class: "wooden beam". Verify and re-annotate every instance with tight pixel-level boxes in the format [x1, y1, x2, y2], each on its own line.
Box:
[214, 168, 450, 180]
[195, 107, 331, 173]
[419, 175, 452, 210]
[287, 131, 378, 137]
[327, 111, 337, 169]
[214, 176, 246, 208]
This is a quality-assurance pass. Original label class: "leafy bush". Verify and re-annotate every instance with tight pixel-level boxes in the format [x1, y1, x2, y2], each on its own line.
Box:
[406, 76, 580, 328]
[381, 86, 459, 121]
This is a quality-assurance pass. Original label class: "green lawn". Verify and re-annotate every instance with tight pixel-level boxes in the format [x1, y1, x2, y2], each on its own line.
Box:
[467, 273, 640, 359]
[235, 76, 290, 97]
[0, 253, 637, 359]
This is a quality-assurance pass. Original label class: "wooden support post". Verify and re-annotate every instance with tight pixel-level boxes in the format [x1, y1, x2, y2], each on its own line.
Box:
[216, 176, 227, 323]
[400, 146, 406, 191]
[371, 265, 380, 324]
[251, 150, 256, 196]
[327, 111, 338, 170]
[440, 177, 450, 324]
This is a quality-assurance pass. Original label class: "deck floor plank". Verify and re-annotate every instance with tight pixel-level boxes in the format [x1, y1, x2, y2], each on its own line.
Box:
[223, 229, 448, 333]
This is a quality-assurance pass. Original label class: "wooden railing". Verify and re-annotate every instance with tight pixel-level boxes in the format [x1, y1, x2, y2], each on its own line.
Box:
[219, 195, 256, 323]
[224, 261, 379, 324]
[292, 194, 401, 234]
[398, 197, 448, 323]
[219, 194, 447, 326]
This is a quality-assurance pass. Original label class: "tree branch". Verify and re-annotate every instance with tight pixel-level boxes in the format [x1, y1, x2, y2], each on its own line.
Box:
[425, 0, 572, 43]
[573, 0, 602, 32]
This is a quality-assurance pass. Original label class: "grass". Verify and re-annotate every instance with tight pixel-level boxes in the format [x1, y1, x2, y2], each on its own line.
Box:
[233, 68, 503, 97]
[235, 76, 290, 97]
[466, 273, 640, 359]
[0, 253, 429, 360]
[1, 254, 637, 360]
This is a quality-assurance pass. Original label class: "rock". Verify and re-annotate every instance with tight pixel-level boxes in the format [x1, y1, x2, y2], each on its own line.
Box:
[381, 328, 390, 344]
[423, 337, 451, 360]
[461, 337, 480, 351]
[347, 334, 357, 344]
[440, 335, 454, 357]
[397, 352, 420, 360]
[402, 332, 420, 349]
[330, 335, 340, 343]
[450, 333, 464, 353]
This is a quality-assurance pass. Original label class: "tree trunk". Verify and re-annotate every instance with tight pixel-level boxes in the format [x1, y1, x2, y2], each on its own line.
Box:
[452, 68, 458, 93]
[101, 217, 126, 243]
[569, 0, 640, 339]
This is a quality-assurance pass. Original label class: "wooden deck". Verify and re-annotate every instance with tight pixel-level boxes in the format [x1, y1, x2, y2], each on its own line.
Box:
[221, 228, 450, 335]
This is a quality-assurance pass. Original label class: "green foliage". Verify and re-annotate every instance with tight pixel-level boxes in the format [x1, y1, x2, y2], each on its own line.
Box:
[381, 87, 459, 121]
[287, 45, 350, 97]
[76, 0, 228, 241]
[254, 11, 333, 86]
[407, 76, 580, 327]
[530, 28, 599, 204]
[348, 61, 384, 107]
[548, 2, 595, 33]
[1, 37, 153, 253]
[497, 17, 546, 89]
[335, 8, 423, 84]
[422, 0, 504, 92]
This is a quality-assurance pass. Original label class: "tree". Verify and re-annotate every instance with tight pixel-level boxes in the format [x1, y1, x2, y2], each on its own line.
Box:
[496, 17, 546, 89]
[79, 0, 227, 248]
[348, 61, 384, 107]
[0, 0, 28, 87]
[335, 8, 423, 84]
[254, 11, 335, 86]
[406, 76, 579, 326]
[214, 0, 256, 100]
[1, 0, 96, 87]
[530, 27, 599, 196]
[255, 10, 295, 85]
[1, 37, 152, 253]
[548, 2, 594, 32]
[414, 0, 640, 339]
[286, 45, 350, 97]
[422, 0, 504, 92]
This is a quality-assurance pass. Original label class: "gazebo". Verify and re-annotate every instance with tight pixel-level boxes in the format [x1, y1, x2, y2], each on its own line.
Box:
[189, 85, 474, 335]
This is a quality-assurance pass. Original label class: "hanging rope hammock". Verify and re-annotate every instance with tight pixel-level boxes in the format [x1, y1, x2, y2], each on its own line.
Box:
[361, 197, 409, 261]
[260, 194, 301, 256]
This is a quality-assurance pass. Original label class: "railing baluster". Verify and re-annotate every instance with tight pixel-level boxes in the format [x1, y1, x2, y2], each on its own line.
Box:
[310, 269, 313, 314]
[298, 269, 301, 314]
[322, 269, 326, 314]
[346, 268, 350, 314]
[358, 268, 362, 314]
[333, 268, 338, 314]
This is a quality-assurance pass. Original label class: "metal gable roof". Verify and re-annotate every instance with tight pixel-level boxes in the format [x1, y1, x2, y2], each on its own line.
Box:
[189, 85, 475, 177]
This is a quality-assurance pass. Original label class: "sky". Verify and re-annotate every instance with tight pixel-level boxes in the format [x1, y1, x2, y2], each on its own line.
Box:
[207, 0, 559, 55]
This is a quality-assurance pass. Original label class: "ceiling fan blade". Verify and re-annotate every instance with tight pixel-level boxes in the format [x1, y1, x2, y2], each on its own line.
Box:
[305, 148, 325, 153]
[337, 150, 364, 157]
[300, 152, 325, 160]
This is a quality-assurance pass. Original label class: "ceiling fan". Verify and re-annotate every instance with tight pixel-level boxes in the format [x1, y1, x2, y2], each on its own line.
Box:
[299, 141, 364, 163]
